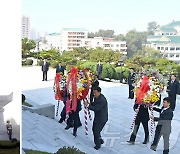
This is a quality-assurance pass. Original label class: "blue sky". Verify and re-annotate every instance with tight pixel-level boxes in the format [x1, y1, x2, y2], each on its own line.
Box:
[22, 0, 180, 34]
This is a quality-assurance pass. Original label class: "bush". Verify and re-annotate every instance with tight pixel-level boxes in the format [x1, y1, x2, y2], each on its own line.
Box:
[55, 146, 85, 154]
[101, 63, 116, 80]
[26, 59, 33, 65]
[66, 64, 73, 72]
[37, 60, 43, 66]
[81, 61, 97, 74]
[50, 61, 58, 68]
[115, 67, 130, 81]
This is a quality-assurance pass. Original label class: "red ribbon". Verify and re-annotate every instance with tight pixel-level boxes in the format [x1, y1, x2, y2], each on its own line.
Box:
[136, 76, 150, 104]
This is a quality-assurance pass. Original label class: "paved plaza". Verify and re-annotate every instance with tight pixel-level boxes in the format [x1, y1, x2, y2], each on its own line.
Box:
[22, 66, 180, 154]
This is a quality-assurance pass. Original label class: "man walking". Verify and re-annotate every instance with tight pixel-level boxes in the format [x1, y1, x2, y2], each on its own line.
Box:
[150, 97, 173, 154]
[41, 59, 49, 81]
[128, 68, 136, 99]
[96, 61, 103, 80]
[167, 74, 179, 111]
[56, 62, 65, 75]
[84, 86, 108, 150]
[127, 103, 149, 144]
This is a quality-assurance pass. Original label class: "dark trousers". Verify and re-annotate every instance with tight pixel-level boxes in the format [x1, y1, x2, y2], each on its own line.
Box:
[60, 106, 66, 121]
[92, 121, 106, 147]
[7, 130, 12, 140]
[168, 93, 176, 111]
[151, 126, 170, 154]
[129, 85, 134, 99]
[43, 71, 47, 81]
[97, 72, 101, 80]
[66, 112, 82, 133]
[130, 120, 149, 142]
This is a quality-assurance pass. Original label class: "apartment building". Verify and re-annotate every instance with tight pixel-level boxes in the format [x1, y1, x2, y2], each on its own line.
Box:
[22, 16, 30, 39]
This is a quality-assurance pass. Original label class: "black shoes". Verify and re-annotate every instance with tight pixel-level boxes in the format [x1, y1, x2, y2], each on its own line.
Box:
[100, 139, 104, 144]
[94, 146, 101, 150]
[58, 119, 63, 123]
[150, 145, 156, 151]
[65, 125, 72, 130]
[73, 132, 77, 137]
[127, 141, 135, 144]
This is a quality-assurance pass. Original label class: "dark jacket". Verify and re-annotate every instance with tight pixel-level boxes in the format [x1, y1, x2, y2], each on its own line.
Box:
[88, 94, 108, 123]
[56, 65, 65, 75]
[96, 64, 103, 74]
[153, 107, 173, 134]
[128, 73, 136, 85]
[134, 104, 149, 122]
[167, 79, 179, 96]
[42, 62, 49, 72]
[90, 80, 99, 103]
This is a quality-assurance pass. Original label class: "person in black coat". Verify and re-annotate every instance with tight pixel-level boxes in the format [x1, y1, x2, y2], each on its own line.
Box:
[128, 68, 136, 99]
[56, 62, 65, 75]
[96, 61, 103, 80]
[90, 75, 99, 103]
[127, 103, 149, 144]
[166, 74, 179, 111]
[41, 59, 49, 81]
[84, 86, 108, 150]
[150, 97, 173, 154]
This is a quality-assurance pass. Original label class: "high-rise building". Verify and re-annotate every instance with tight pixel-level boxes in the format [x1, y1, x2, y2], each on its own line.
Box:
[21, 16, 30, 39]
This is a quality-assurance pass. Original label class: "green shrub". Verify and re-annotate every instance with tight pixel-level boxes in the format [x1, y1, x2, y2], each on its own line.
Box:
[55, 146, 85, 154]
[26, 59, 33, 65]
[101, 63, 116, 80]
[37, 60, 43, 66]
[115, 67, 130, 80]
[66, 64, 73, 72]
[50, 61, 58, 68]
[81, 61, 97, 74]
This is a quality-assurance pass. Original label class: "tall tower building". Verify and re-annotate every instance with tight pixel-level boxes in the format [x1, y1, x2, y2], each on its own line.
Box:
[22, 16, 30, 39]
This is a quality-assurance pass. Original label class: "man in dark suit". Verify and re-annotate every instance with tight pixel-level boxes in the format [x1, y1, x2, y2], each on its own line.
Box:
[127, 103, 149, 144]
[56, 62, 65, 75]
[96, 61, 103, 80]
[90, 75, 99, 103]
[166, 74, 179, 111]
[84, 86, 108, 150]
[128, 68, 136, 99]
[150, 97, 173, 154]
[41, 59, 49, 81]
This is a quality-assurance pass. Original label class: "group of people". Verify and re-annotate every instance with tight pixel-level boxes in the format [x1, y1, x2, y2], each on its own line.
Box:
[41, 59, 103, 81]
[41, 59, 65, 81]
[42, 59, 179, 153]
[127, 69, 179, 154]
[58, 75, 108, 150]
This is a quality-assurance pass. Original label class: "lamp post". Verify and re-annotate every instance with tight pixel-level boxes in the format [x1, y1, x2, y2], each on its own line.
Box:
[118, 56, 126, 83]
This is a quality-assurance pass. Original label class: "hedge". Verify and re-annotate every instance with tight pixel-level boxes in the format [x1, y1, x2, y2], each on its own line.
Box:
[26, 59, 33, 65]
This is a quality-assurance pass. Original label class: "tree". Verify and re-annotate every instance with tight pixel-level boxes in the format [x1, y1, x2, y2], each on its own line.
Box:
[147, 21, 159, 35]
[88, 29, 115, 38]
[125, 30, 147, 57]
[22, 38, 36, 58]
[115, 34, 125, 41]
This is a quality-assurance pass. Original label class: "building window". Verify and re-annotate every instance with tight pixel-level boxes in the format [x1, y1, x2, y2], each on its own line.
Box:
[176, 47, 180, 50]
[157, 47, 160, 50]
[116, 44, 119, 47]
[170, 47, 175, 50]
[165, 47, 168, 50]
[161, 47, 164, 50]
[170, 54, 174, 57]
[121, 44, 126, 47]
[176, 54, 179, 57]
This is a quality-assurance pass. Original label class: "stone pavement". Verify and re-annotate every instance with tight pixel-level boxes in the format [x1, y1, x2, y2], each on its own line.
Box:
[22, 66, 180, 154]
